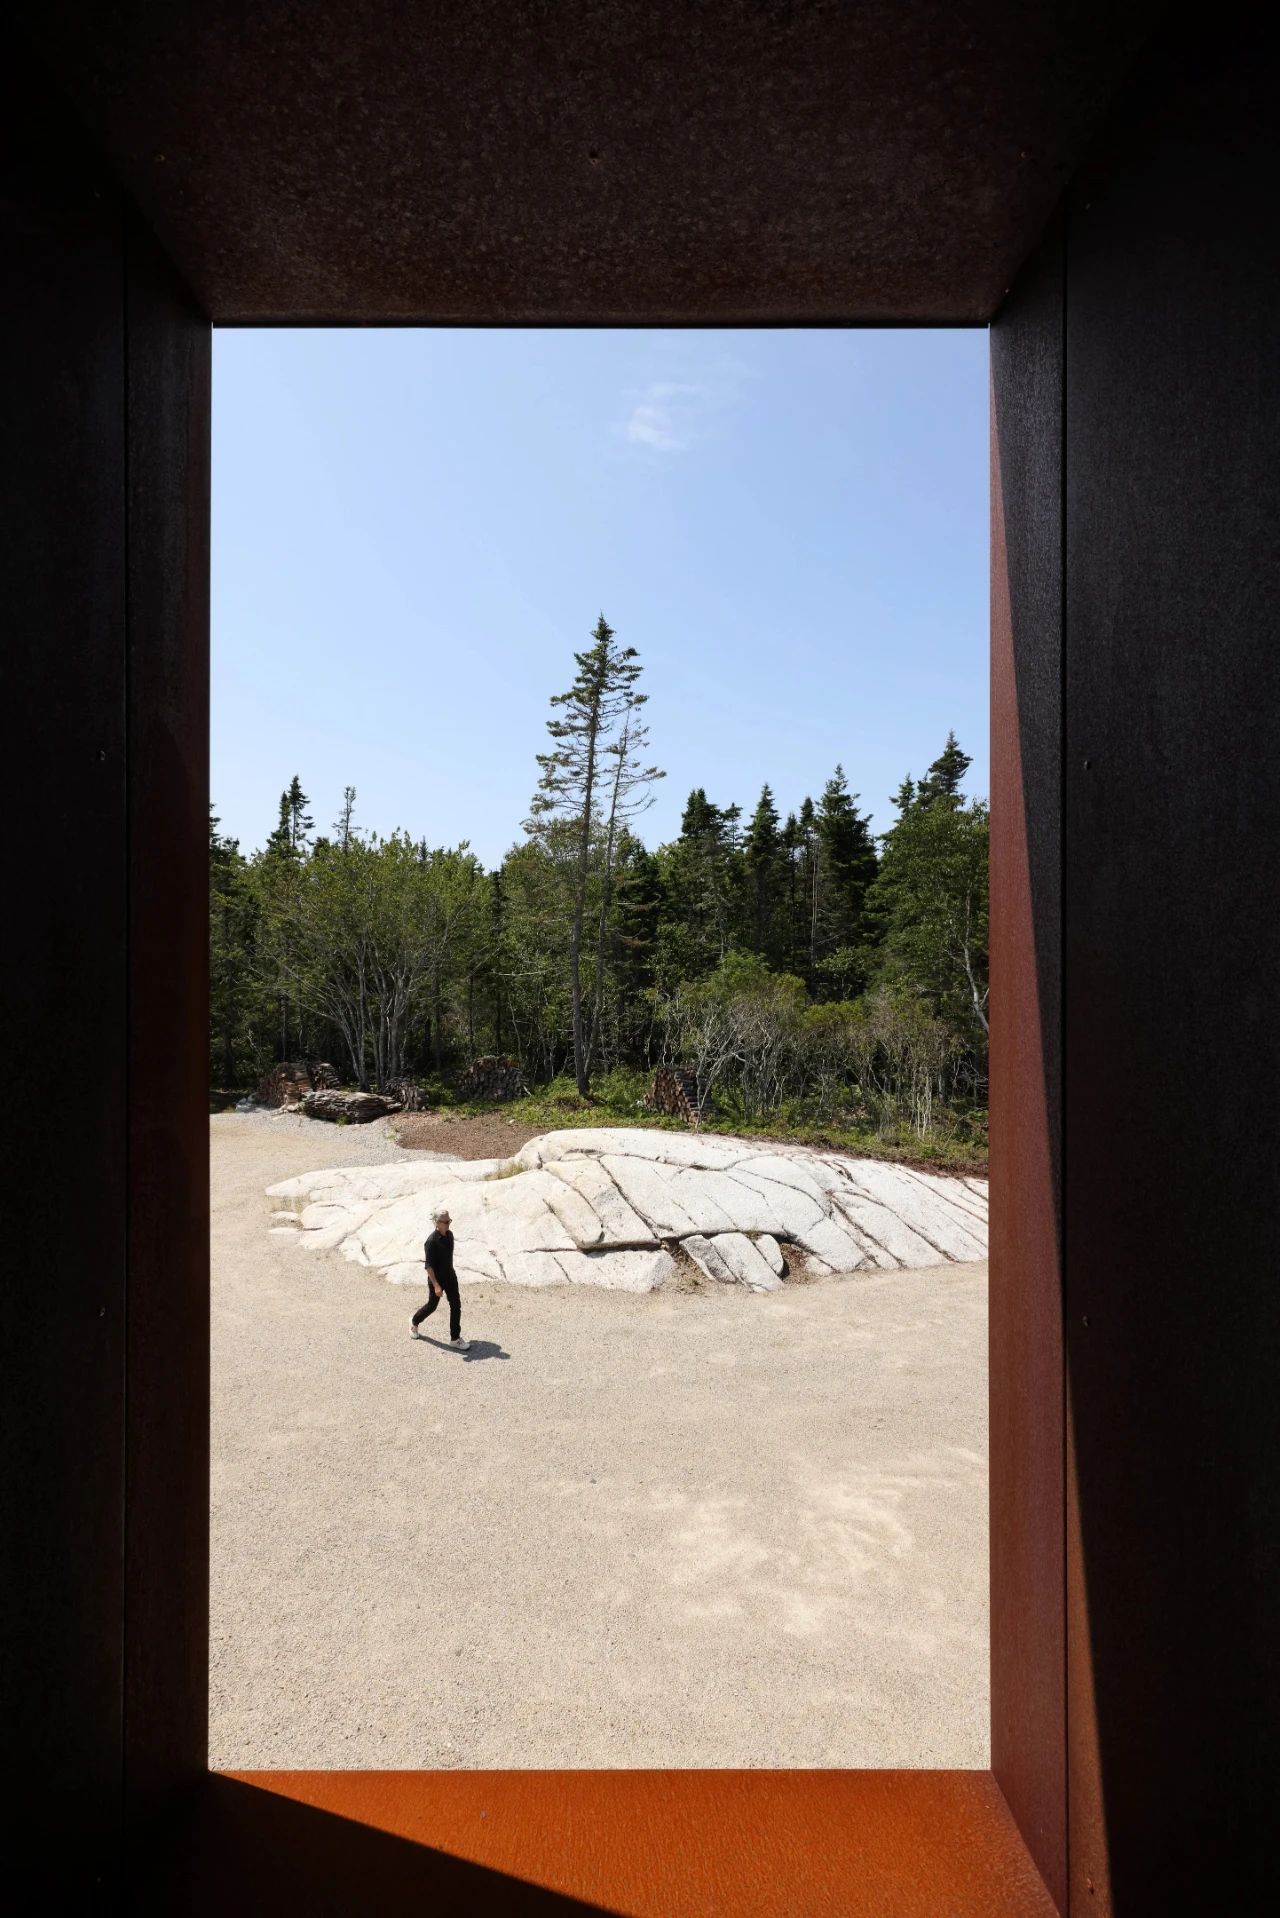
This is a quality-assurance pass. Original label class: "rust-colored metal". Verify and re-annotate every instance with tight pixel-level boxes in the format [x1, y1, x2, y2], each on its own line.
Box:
[989, 294, 1068, 1911]
[123, 206, 213, 1825]
[135, 1771, 1058, 1916]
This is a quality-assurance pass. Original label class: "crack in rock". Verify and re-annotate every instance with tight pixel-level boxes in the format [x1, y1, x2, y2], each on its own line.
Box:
[266, 1127, 986, 1295]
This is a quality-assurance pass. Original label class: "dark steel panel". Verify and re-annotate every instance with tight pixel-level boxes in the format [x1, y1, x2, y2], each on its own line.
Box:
[136, 1771, 1059, 1915]
[23, 1, 1159, 325]
[989, 228, 1067, 1914]
[1063, 10, 1280, 1909]
[0, 48, 128, 1887]
[123, 209, 212, 1823]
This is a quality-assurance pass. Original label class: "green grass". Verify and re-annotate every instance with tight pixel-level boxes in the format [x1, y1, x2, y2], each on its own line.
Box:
[499, 1069, 988, 1173]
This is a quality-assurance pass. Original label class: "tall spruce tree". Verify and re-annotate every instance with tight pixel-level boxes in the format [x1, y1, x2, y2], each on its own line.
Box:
[585, 695, 664, 1073]
[915, 731, 971, 808]
[796, 795, 819, 981]
[815, 765, 878, 954]
[528, 613, 650, 1096]
[667, 789, 737, 975]
[744, 783, 783, 964]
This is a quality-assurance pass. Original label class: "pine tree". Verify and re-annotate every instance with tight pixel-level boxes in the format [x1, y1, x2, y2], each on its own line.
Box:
[527, 613, 650, 1096]
[285, 775, 314, 848]
[744, 784, 783, 965]
[797, 795, 819, 981]
[265, 790, 293, 859]
[266, 775, 314, 856]
[916, 731, 971, 808]
[780, 811, 802, 975]
[666, 788, 736, 974]
[334, 785, 357, 849]
[585, 693, 664, 1074]
[815, 765, 878, 956]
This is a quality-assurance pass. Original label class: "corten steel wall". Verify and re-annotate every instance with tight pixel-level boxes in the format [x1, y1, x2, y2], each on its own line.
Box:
[1061, 13, 1279, 1910]
[0, 55, 211, 1893]
[989, 222, 1066, 1913]
[1, 62, 128, 1892]
[994, 8, 1280, 1910]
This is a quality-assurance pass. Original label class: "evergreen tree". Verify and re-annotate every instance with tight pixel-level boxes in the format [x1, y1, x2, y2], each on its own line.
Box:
[528, 613, 649, 1096]
[815, 764, 878, 958]
[796, 795, 819, 982]
[780, 810, 803, 975]
[334, 785, 357, 849]
[664, 788, 737, 975]
[285, 774, 314, 848]
[266, 775, 314, 856]
[209, 805, 265, 1084]
[916, 731, 971, 809]
[744, 783, 784, 965]
[585, 690, 664, 1073]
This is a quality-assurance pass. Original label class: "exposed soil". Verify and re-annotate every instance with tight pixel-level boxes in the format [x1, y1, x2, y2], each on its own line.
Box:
[390, 1110, 541, 1160]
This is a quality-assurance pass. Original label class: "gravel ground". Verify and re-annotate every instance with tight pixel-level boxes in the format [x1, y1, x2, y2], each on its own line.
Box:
[211, 1112, 990, 1769]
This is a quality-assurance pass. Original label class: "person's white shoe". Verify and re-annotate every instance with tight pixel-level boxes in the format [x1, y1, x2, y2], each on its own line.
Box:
[452, 1337, 471, 1353]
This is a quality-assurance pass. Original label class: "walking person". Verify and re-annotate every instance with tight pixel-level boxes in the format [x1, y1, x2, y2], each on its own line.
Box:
[411, 1208, 470, 1352]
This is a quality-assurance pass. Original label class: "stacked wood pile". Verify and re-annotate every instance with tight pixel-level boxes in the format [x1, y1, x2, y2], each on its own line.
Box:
[385, 1076, 424, 1112]
[302, 1089, 401, 1124]
[257, 1061, 313, 1108]
[646, 1067, 701, 1124]
[257, 1060, 340, 1108]
[456, 1055, 530, 1102]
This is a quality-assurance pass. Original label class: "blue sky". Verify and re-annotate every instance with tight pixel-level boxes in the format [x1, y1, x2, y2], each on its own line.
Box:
[212, 329, 987, 866]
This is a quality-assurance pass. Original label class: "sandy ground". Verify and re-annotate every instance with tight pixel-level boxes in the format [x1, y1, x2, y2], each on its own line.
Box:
[211, 1112, 989, 1769]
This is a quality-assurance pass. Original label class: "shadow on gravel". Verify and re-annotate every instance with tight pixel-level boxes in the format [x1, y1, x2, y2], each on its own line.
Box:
[416, 1335, 510, 1362]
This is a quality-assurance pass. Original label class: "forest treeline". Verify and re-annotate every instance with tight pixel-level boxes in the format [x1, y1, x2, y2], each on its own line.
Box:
[211, 618, 989, 1151]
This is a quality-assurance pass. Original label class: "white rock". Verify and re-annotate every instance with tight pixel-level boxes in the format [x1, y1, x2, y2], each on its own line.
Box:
[670, 1165, 778, 1234]
[539, 1171, 606, 1247]
[735, 1153, 834, 1210]
[385, 1261, 428, 1287]
[519, 1127, 746, 1172]
[796, 1214, 869, 1273]
[718, 1165, 828, 1238]
[553, 1246, 676, 1292]
[684, 1234, 737, 1283]
[599, 1155, 704, 1237]
[825, 1159, 987, 1260]
[543, 1157, 655, 1247]
[709, 1232, 784, 1291]
[758, 1234, 786, 1276]
[683, 1232, 782, 1291]
[267, 1126, 985, 1295]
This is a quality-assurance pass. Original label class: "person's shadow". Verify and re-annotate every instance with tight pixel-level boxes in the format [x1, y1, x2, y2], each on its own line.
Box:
[414, 1335, 509, 1362]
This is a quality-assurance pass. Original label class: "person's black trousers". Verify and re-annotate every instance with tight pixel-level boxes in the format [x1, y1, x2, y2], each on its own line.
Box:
[413, 1272, 461, 1341]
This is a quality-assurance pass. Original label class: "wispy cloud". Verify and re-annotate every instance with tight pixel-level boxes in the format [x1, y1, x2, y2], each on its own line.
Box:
[623, 381, 706, 451]
[617, 352, 757, 455]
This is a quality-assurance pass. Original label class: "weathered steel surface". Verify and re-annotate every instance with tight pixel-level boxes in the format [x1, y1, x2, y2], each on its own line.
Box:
[0, 54, 129, 1897]
[136, 1771, 1058, 1915]
[1062, 11, 1280, 1910]
[123, 206, 212, 1825]
[989, 225, 1067, 1915]
[23, 1, 1158, 325]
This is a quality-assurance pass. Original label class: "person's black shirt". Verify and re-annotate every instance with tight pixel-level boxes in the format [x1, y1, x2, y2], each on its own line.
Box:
[424, 1228, 456, 1281]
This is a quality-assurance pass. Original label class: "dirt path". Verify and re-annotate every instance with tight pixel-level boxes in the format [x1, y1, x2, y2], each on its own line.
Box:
[211, 1113, 989, 1769]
